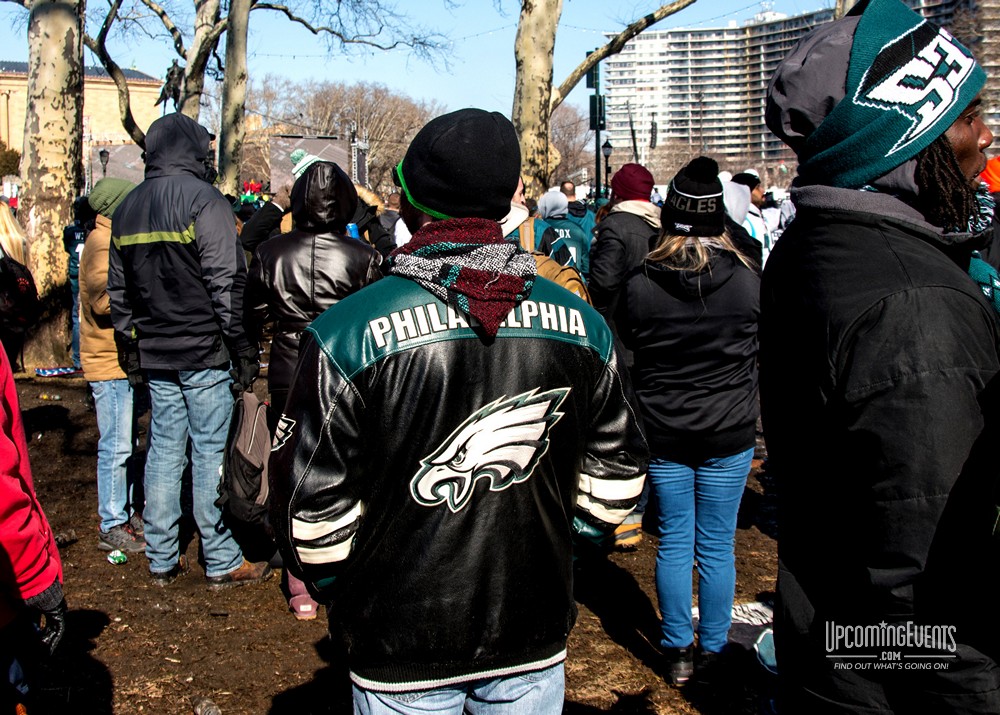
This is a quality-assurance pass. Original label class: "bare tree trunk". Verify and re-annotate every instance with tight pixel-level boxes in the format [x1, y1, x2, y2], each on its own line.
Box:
[218, 0, 251, 196]
[178, 0, 223, 120]
[20, 0, 85, 367]
[834, 0, 859, 19]
[514, 0, 698, 198]
[512, 0, 562, 199]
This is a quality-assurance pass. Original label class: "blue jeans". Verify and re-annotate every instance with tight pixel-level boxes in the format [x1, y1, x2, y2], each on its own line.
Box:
[70, 278, 81, 368]
[91, 378, 141, 532]
[353, 663, 564, 714]
[650, 447, 754, 653]
[145, 367, 243, 577]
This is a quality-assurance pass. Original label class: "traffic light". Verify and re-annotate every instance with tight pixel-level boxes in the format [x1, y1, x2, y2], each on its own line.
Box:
[586, 50, 598, 89]
[589, 95, 605, 131]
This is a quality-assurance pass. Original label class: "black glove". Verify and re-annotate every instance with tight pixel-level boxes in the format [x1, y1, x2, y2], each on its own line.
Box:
[114, 333, 145, 388]
[229, 343, 260, 393]
[25, 581, 67, 656]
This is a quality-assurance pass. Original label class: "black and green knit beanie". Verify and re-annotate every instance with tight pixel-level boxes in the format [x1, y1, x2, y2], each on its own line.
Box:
[767, 0, 985, 189]
[394, 108, 521, 221]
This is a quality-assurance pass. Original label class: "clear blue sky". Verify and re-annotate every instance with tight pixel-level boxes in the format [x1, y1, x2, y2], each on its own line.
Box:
[0, 1, 830, 115]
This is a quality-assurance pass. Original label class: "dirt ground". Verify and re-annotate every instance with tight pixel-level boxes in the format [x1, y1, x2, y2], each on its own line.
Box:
[15, 373, 778, 715]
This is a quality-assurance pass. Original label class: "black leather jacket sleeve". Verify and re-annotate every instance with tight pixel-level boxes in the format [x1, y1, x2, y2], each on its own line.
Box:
[240, 202, 284, 254]
[269, 333, 364, 600]
[574, 350, 648, 540]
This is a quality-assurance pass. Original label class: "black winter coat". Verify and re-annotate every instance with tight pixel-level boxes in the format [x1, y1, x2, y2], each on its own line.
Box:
[109, 113, 249, 370]
[618, 251, 759, 462]
[590, 205, 660, 368]
[246, 162, 381, 397]
[760, 185, 1000, 710]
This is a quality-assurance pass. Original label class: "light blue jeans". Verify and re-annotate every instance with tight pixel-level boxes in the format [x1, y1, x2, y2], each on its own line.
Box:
[650, 447, 754, 653]
[352, 663, 565, 715]
[144, 367, 243, 578]
[91, 378, 140, 532]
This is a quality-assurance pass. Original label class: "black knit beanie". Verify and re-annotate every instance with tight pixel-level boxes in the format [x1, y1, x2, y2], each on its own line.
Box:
[395, 108, 521, 221]
[661, 157, 725, 236]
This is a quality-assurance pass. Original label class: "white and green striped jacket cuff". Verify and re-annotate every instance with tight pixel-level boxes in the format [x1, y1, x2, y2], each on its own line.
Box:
[292, 501, 364, 565]
[576, 473, 645, 527]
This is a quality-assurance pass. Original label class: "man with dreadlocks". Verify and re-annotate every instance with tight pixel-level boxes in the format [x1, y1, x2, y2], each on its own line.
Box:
[760, 0, 1000, 712]
[269, 108, 647, 713]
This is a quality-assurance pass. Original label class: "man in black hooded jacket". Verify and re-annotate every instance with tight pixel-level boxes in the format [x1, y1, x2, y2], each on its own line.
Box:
[761, 0, 1000, 711]
[109, 113, 270, 589]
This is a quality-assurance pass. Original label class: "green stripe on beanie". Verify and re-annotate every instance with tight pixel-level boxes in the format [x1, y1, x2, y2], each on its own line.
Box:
[398, 108, 521, 221]
[799, 0, 984, 189]
[89, 178, 136, 218]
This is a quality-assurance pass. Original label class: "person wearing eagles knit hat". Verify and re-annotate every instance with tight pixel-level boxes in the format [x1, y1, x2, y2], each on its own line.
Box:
[760, 0, 1000, 711]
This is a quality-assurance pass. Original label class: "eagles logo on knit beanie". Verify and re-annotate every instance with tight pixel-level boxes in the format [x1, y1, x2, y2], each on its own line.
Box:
[662, 157, 725, 237]
[769, 0, 984, 189]
[395, 108, 521, 221]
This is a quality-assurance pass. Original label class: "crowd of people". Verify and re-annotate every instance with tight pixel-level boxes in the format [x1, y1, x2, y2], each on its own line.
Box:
[3, 0, 1000, 712]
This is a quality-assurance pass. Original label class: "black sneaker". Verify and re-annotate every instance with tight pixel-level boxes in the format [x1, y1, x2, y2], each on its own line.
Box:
[98, 524, 146, 553]
[663, 645, 695, 685]
[128, 512, 144, 536]
[150, 557, 188, 587]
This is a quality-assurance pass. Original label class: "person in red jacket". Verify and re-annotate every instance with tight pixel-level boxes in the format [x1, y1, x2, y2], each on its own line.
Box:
[0, 343, 66, 712]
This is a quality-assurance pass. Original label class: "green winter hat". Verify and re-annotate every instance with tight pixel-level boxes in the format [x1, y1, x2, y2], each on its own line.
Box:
[290, 148, 323, 180]
[88, 178, 136, 218]
[779, 0, 985, 189]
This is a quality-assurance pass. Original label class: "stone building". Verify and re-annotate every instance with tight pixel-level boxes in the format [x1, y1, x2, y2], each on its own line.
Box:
[0, 61, 161, 189]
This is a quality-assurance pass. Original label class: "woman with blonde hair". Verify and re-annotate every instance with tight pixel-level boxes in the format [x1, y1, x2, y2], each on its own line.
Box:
[0, 201, 34, 370]
[0, 200, 28, 265]
[617, 156, 759, 686]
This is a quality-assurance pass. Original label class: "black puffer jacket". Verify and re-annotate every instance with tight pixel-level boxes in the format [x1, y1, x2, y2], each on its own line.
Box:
[246, 162, 381, 399]
[590, 202, 661, 369]
[618, 250, 759, 462]
[760, 186, 1000, 709]
[108, 113, 249, 370]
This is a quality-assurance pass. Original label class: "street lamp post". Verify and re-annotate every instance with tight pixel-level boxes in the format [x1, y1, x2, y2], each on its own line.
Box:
[601, 139, 613, 198]
[99, 148, 110, 177]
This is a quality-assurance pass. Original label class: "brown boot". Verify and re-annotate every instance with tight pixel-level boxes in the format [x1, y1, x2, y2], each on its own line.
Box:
[205, 559, 273, 591]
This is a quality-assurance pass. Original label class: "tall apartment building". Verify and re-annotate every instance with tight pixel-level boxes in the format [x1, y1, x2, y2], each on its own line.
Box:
[603, 0, 981, 179]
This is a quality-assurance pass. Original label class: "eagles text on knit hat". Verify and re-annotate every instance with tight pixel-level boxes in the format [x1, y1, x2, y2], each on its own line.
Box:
[766, 0, 985, 189]
[395, 108, 521, 221]
[662, 156, 725, 237]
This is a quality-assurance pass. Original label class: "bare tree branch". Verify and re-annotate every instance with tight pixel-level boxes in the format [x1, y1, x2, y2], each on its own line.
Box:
[250, 2, 445, 54]
[137, 0, 187, 58]
[550, 0, 697, 112]
[83, 0, 146, 147]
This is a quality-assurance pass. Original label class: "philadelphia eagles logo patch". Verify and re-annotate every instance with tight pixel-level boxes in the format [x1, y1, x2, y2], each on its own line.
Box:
[410, 388, 570, 513]
[855, 23, 976, 156]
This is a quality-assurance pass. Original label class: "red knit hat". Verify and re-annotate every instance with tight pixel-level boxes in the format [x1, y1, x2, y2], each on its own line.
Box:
[611, 163, 655, 202]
